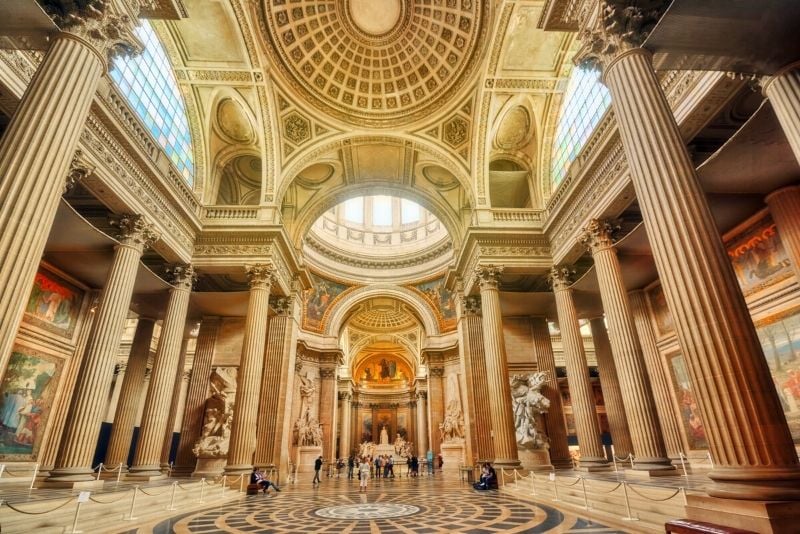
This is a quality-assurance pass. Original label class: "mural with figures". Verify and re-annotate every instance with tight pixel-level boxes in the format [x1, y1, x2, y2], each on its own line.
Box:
[24, 267, 84, 339]
[726, 214, 792, 295]
[406, 277, 456, 331]
[355, 354, 412, 388]
[756, 310, 800, 444]
[302, 271, 353, 332]
[667, 353, 708, 450]
[0, 347, 63, 459]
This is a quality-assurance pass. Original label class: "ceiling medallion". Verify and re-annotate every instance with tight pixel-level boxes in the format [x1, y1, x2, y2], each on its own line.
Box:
[260, 0, 489, 127]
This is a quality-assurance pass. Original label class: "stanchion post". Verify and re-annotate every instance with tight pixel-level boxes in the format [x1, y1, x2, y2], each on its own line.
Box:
[551, 473, 559, 502]
[124, 487, 139, 521]
[221, 475, 227, 498]
[167, 481, 178, 511]
[29, 463, 39, 490]
[68, 501, 83, 534]
[621, 482, 639, 522]
[580, 477, 589, 509]
[0, 463, 5, 479]
[680, 487, 687, 505]
[116, 463, 124, 484]
[612, 454, 618, 472]
[530, 471, 536, 497]
[199, 478, 206, 503]
[629, 453, 635, 469]
[707, 451, 714, 469]
[501, 468, 506, 487]
[679, 453, 688, 478]
[95, 463, 102, 481]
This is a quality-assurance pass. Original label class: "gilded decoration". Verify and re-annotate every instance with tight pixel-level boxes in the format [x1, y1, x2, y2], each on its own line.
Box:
[256, 0, 490, 127]
[404, 276, 456, 332]
[302, 271, 359, 332]
[355, 354, 413, 388]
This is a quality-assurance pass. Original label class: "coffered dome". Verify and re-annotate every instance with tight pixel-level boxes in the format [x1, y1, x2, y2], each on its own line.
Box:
[258, 0, 490, 126]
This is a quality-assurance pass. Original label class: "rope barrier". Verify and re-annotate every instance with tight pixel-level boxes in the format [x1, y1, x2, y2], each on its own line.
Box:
[1, 497, 74, 515]
[625, 484, 683, 502]
[137, 485, 174, 497]
[555, 476, 583, 488]
[585, 481, 623, 494]
[87, 490, 133, 504]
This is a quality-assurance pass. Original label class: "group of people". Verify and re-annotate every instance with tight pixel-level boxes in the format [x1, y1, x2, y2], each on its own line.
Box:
[472, 462, 497, 490]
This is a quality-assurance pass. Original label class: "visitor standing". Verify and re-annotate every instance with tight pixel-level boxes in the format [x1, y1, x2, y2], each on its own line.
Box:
[427, 449, 434, 474]
[348, 455, 355, 479]
[359, 457, 371, 492]
[388, 455, 394, 478]
[313, 455, 323, 484]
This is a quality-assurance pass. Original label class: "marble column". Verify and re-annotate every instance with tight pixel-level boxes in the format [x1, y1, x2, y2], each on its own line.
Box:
[319, 366, 338, 463]
[415, 391, 429, 456]
[578, 7, 800, 498]
[39, 290, 99, 474]
[226, 265, 274, 474]
[766, 186, 800, 282]
[174, 317, 220, 477]
[628, 290, 685, 460]
[475, 266, 520, 468]
[338, 392, 352, 459]
[254, 295, 299, 479]
[549, 267, 608, 470]
[530, 317, 572, 469]
[0, 6, 142, 375]
[427, 365, 445, 456]
[129, 266, 194, 479]
[159, 338, 190, 471]
[588, 317, 634, 459]
[763, 62, 800, 166]
[104, 317, 156, 471]
[457, 294, 493, 463]
[48, 216, 158, 484]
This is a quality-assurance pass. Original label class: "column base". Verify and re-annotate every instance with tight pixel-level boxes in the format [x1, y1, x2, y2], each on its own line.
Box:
[99, 467, 129, 480]
[127, 465, 167, 481]
[492, 458, 522, 469]
[576, 456, 610, 471]
[170, 465, 195, 478]
[686, 494, 800, 534]
[45, 468, 98, 486]
[126, 472, 167, 482]
[550, 458, 575, 470]
[223, 463, 254, 475]
[708, 466, 800, 500]
[624, 467, 679, 478]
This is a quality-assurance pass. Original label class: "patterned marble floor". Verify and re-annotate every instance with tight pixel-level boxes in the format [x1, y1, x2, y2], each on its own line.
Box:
[141, 476, 627, 533]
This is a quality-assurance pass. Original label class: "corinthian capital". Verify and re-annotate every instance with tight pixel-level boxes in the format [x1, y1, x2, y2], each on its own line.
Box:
[245, 264, 275, 289]
[574, 0, 668, 70]
[64, 149, 95, 193]
[168, 263, 196, 290]
[547, 266, 574, 292]
[474, 265, 503, 291]
[110, 213, 160, 249]
[461, 295, 481, 316]
[39, 0, 147, 68]
[580, 219, 618, 253]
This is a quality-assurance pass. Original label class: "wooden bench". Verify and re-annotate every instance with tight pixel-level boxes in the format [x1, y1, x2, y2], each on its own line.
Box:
[246, 483, 260, 495]
[665, 519, 756, 534]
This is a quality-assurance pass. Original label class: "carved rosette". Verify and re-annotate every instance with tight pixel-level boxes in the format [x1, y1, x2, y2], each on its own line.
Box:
[580, 219, 618, 253]
[245, 263, 275, 290]
[168, 264, 196, 291]
[574, 0, 669, 70]
[547, 266, 574, 292]
[474, 265, 504, 291]
[110, 213, 160, 250]
[39, 0, 147, 69]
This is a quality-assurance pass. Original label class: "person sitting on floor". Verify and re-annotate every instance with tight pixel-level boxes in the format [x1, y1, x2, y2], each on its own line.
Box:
[251, 468, 281, 493]
[473, 462, 497, 490]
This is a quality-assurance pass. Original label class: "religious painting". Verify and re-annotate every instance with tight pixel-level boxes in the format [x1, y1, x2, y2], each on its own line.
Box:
[0, 347, 64, 460]
[646, 283, 674, 337]
[302, 272, 352, 332]
[355, 354, 412, 388]
[407, 277, 456, 332]
[755, 309, 800, 444]
[667, 353, 708, 450]
[726, 214, 792, 296]
[360, 413, 372, 443]
[24, 266, 84, 339]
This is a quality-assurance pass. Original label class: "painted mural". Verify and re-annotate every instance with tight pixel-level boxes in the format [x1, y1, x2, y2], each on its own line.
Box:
[756, 310, 800, 444]
[0, 347, 63, 459]
[302, 272, 352, 332]
[407, 277, 456, 331]
[24, 267, 84, 339]
[355, 355, 412, 387]
[667, 353, 708, 450]
[726, 214, 792, 295]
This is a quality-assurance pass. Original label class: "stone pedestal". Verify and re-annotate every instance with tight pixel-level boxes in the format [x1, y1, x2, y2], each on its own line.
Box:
[296, 446, 323, 474]
[518, 449, 552, 472]
[192, 458, 226, 479]
[441, 442, 465, 473]
[686, 494, 800, 534]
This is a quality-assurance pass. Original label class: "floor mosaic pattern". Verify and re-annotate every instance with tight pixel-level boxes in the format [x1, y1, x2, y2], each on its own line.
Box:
[147, 477, 625, 533]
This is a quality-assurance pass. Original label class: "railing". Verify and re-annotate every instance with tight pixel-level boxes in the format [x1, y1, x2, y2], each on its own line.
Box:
[203, 206, 260, 220]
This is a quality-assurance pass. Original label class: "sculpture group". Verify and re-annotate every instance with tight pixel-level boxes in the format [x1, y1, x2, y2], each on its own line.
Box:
[509, 372, 550, 449]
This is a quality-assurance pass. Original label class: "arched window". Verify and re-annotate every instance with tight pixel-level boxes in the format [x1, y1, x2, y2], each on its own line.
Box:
[109, 21, 195, 185]
[550, 66, 611, 186]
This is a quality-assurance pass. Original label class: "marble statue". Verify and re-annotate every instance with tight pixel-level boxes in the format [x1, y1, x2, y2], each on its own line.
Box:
[509, 372, 550, 449]
[439, 398, 466, 443]
[297, 373, 316, 423]
[294, 409, 323, 446]
[358, 441, 376, 459]
[193, 368, 236, 458]
[379, 425, 389, 445]
[393, 435, 413, 458]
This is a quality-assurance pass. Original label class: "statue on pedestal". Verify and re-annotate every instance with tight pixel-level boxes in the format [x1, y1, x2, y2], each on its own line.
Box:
[379, 425, 389, 445]
[193, 368, 236, 458]
[439, 398, 466, 443]
[509, 372, 550, 449]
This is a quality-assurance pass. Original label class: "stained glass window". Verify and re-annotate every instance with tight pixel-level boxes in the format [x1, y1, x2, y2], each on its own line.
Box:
[109, 21, 195, 185]
[550, 66, 611, 186]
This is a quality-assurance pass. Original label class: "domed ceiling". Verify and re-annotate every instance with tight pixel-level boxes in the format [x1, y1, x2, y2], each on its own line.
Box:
[257, 0, 490, 126]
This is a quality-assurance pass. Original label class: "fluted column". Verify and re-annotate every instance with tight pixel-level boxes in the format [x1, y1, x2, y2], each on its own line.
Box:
[457, 294, 492, 463]
[129, 266, 194, 479]
[48, 216, 158, 484]
[763, 62, 800, 166]
[628, 290, 685, 460]
[415, 391, 429, 456]
[338, 392, 352, 459]
[766, 186, 800, 282]
[39, 291, 99, 473]
[475, 265, 520, 468]
[577, 5, 800, 498]
[530, 317, 571, 469]
[319, 366, 338, 463]
[226, 265, 274, 474]
[174, 317, 220, 476]
[0, 2, 143, 381]
[549, 267, 608, 469]
[428, 365, 445, 455]
[254, 295, 299, 480]
[160, 338, 190, 470]
[588, 317, 634, 459]
[104, 317, 156, 471]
